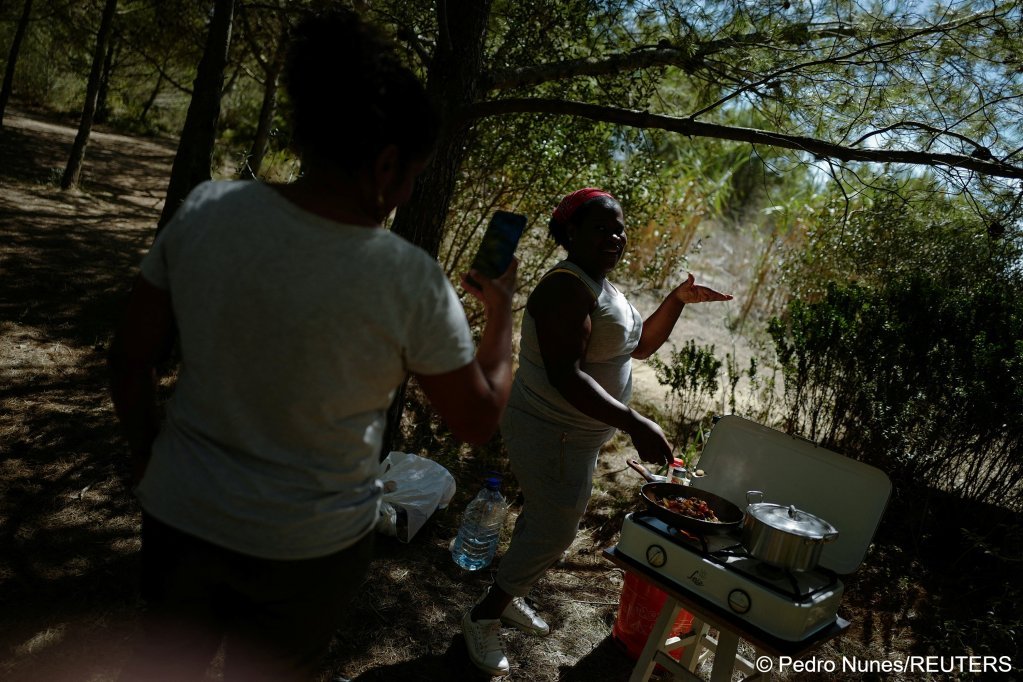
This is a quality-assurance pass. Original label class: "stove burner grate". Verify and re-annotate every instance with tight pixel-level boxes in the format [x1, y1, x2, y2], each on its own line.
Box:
[716, 546, 839, 599]
[664, 525, 709, 553]
[631, 512, 839, 602]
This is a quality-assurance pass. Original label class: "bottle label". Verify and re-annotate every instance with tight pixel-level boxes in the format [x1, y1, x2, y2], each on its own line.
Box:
[670, 462, 687, 485]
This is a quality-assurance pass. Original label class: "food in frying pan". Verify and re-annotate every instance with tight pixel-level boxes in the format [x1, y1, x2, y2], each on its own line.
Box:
[660, 495, 721, 522]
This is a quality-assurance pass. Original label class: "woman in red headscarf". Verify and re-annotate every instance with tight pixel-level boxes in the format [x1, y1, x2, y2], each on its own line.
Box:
[460, 188, 732, 676]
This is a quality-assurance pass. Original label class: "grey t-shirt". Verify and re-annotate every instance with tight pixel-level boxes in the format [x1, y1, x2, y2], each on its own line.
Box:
[136, 180, 475, 559]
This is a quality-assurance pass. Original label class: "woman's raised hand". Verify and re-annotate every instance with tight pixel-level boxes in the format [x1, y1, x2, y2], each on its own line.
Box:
[672, 272, 733, 305]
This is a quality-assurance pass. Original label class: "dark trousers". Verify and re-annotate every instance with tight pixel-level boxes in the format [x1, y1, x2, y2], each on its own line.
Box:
[119, 513, 374, 682]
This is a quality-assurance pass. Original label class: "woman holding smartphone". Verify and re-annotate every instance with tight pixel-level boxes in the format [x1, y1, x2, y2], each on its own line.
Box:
[460, 188, 731, 676]
[109, 9, 516, 681]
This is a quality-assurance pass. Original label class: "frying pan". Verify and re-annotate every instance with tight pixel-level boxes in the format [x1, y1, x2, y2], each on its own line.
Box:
[627, 460, 743, 536]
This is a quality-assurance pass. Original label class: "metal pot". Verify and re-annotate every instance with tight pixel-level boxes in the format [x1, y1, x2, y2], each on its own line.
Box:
[742, 490, 839, 572]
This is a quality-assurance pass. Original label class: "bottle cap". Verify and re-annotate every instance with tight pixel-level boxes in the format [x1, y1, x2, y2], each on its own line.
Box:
[669, 459, 688, 485]
[484, 473, 502, 490]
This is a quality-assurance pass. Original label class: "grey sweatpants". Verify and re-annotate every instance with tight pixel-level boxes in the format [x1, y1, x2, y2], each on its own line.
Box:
[495, 405, 614, 597]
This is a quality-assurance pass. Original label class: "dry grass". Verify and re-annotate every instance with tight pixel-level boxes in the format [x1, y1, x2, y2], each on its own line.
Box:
[1, 109, 1020, 682]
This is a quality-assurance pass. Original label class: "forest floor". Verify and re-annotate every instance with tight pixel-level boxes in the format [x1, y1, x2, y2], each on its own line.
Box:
[1, 109, 1021, 682]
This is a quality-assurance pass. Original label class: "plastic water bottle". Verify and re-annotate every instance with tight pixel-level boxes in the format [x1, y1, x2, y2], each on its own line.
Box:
[451, 475, 508, 570]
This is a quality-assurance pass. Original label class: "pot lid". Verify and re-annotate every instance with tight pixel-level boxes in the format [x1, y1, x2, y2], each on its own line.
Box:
[748, 502, 838, 539]
[691, 415, 891, 574]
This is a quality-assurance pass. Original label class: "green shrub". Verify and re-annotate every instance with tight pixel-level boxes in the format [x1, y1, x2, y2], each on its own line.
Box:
[769, 197, 1023, 508]
[648, 340, 722, 454]
[724, 352, 779, 426]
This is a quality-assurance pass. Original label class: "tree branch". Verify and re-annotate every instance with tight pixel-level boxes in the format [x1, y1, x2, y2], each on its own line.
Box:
[238, 4, 270, 74]
[395, 26, 434, 68]
[851, 121, 992, 157]
[687, 9, 1004, 120]
[485, 46, 696, 90]
[465, 98, 1023, 180]
[482, 23, 860, 91]
[119, 37, 194, 96]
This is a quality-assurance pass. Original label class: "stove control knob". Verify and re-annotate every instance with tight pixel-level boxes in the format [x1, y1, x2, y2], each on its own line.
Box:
[645, 544, 667, 568]
[728, 589, 751, 614]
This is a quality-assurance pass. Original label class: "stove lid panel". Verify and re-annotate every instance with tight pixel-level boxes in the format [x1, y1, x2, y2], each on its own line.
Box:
[693, 415, 891, 574]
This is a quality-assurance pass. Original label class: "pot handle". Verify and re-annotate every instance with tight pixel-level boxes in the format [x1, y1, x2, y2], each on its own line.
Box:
[627, 459, 659, 483]
[746, 490, 764, 504]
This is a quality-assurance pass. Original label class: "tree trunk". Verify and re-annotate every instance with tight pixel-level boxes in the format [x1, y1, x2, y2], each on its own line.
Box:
[156, 0, 235, 232]
[381, 0, 493, 457]
[60, 0, 118, 189]
[0, 0, 34, 128]
[138, 71, 163, 123]
[240, 39, 285, 180]
[390, 0, 492, 256]
[95, 33, 119, 124]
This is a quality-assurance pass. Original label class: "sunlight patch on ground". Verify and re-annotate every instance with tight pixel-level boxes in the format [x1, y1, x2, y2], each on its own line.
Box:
[365, 639, 418, 665]
[0, 324, 70, 368]
[420, 604, 448, 626]
[110, 537, 140, 555]
[386, 566, 412, 583]
[14, 624, 67, 657]
[32, 555, 93, 581]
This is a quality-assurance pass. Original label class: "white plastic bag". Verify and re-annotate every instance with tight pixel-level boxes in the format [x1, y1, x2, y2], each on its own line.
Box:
[375, 451, 457, 543]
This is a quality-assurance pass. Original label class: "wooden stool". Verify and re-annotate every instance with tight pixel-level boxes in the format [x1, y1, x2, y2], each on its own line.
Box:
[604, 547, 849, 682]
[628, 595, 767, 682]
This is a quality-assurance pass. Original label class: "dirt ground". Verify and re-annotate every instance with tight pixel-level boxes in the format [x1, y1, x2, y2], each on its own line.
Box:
[0, 109, 686, 682]
[2, 110, 1020, 682]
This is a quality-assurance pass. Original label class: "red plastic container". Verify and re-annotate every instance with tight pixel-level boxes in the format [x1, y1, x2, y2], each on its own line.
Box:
[612, 571, 694, 661]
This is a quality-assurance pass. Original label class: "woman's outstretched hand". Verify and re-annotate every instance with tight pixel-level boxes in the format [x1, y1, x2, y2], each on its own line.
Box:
[672, 272, 733, 305]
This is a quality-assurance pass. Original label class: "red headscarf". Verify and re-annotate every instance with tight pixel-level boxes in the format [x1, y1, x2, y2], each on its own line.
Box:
[551, 187, 617, 226]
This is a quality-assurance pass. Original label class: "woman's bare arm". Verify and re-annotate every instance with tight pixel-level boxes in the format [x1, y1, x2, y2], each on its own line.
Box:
[107, 276, 175, 486]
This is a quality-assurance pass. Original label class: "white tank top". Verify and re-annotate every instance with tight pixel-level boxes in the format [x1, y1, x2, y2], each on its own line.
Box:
[511, 260, 643, 432]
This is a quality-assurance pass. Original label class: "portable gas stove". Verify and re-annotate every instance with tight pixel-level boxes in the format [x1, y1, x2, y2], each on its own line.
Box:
[616, 511, 844, 641]
[612, 415, 892, 655]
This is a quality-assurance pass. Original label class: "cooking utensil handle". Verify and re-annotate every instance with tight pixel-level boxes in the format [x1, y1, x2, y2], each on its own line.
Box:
[746, 490, 764, 504]
[627, 459, 658, 483]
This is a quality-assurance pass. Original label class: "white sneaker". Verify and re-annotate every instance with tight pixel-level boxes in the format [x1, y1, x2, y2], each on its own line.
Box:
[461, 610, 509, 676]
[500, 596, 550, 636]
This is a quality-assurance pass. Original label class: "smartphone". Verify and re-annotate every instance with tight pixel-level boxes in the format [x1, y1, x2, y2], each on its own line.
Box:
[466, 210, 527, 288]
